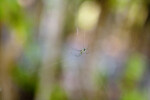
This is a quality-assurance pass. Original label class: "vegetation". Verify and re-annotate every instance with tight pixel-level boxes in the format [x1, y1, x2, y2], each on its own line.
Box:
[0, 0, 150, 100]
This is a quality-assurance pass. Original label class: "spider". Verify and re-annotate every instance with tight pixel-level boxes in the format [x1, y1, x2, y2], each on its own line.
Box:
[72, 28, 89, 57]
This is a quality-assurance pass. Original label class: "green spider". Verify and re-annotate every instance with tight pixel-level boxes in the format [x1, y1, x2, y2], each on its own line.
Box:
[80, 48, 87, 55]
[72, 28, 88, 57]
[72, 47, 88, 57]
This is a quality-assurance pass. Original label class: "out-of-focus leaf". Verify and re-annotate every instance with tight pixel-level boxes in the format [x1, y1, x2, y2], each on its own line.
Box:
[122, 89, 147, 100]
[12, 66, 37, 93]
[50, 84, 68, 100]
[125, 53, 145, 81]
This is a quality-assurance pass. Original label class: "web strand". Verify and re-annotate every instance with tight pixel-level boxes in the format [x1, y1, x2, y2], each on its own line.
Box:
[84, 31, 85, 48]
[76, 28, 78, 43]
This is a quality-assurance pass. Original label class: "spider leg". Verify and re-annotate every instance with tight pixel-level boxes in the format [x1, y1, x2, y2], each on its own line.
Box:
[70, 48, 82, 57]
[71, 47, 82, 51]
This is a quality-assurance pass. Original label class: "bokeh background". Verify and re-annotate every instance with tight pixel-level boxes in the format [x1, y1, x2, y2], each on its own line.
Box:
[1, 0, 150, 100]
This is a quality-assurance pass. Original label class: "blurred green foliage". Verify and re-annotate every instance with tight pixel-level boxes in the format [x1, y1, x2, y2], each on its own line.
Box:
[50, 84, 68, 100]
[12, 65, 38, 93]
[121, 53, 147, 100]
[0, 0, 30, 41]
[125, 53, 145, 81]
[121, 89, 147, 100]
[0, 0, 38, 97]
